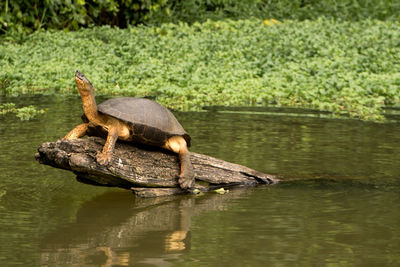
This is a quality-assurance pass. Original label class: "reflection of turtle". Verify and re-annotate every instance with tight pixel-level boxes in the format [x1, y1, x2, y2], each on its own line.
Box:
[64, 71, 195, 189]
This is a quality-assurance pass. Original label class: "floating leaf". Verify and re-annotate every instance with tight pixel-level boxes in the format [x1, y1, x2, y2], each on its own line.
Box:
[214, 188, 229, 194]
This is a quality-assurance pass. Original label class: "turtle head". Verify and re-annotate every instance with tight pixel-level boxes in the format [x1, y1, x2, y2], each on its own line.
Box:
[75, 70, 94, 95]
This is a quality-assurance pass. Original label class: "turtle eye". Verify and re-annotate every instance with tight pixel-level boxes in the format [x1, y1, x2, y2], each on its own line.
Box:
[75, 70, 85, 80]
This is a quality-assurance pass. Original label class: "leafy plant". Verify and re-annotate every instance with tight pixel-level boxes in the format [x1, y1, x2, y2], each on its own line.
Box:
[1, 0, 400, 37]
[1, 19, 400, 121]
[0, 0, 169, 38]
[0, 102, 46, 120]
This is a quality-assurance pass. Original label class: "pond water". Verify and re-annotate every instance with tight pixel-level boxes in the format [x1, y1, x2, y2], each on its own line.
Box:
[0, 95, 399, 266]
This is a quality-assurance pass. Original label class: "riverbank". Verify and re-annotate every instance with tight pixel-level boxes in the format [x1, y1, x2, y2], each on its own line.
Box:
[1, 19, 399, 121]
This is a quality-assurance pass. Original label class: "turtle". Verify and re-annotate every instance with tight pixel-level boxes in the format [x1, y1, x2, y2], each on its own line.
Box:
[63, 70, 195, 189]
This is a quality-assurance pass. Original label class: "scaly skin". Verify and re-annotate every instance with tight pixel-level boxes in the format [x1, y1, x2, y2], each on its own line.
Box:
[164, 135, 195, 189]
[178, 150, 195, 189]
[64, 123, 88, 140]
[96, 125, 119, 165]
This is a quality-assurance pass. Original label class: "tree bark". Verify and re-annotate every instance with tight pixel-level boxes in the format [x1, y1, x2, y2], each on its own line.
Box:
[35, 137, 278, 197]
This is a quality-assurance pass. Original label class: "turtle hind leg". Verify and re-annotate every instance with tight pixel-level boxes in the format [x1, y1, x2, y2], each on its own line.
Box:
[164, 136, 195, 189]
[178, 150, 195, 189]
[63, 123, 88, 140]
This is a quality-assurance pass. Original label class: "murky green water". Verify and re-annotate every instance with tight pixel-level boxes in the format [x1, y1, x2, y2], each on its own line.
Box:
[1, 96, 399, 266]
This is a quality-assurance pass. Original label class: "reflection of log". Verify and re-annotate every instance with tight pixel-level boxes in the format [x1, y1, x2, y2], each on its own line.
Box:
[40, 189, 252, 266]
[35, 137, 278, 197]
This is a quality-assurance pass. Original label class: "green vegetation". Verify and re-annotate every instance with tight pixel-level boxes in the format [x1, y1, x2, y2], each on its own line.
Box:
[2, 0, 400, 37]
[0, 103, 46, 120]
[0, 0, 168, 37]
[160, 0, 400, 23]
[1, 19, 399, 120]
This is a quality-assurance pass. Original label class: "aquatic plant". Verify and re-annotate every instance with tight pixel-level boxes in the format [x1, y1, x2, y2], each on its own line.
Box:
[1, 19, 399, 120]
[0, 103, 46, 120]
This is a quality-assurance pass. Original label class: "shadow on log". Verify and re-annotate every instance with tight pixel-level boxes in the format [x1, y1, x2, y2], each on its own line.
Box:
[35, 137, 278, 197]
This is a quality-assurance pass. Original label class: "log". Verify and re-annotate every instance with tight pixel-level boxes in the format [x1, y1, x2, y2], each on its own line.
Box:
[35, 137, 278, 197]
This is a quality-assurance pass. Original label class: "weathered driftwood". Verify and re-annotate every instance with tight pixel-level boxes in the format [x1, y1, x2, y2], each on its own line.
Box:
[35, 137, 278, 197]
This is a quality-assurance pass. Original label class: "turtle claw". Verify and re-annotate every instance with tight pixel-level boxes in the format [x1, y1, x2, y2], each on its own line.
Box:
[96, 152, 112, 165]
[178, 170, 195, 189]
[178, 176, 195, 190]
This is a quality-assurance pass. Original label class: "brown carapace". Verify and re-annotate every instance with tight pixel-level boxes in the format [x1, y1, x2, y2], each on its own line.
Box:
[64, 70, 195, 189]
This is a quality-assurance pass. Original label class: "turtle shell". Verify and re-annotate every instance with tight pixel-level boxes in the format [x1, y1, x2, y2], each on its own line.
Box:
[97, 97, 191, 147]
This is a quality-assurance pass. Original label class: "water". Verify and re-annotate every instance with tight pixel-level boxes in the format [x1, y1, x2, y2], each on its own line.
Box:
[0, 96, 399, 266]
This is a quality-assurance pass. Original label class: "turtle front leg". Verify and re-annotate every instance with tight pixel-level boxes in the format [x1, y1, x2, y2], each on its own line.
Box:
[63, 123, 88, 140]
[96, 126, 119, 165]
[164, 136, 195, 189]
